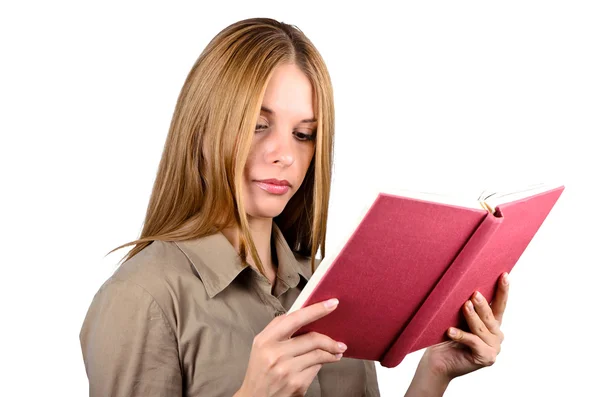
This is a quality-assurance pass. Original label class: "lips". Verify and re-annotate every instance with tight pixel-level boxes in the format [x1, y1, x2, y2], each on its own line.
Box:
[254, 179, 291, 195]
[255, 178, 291, 187]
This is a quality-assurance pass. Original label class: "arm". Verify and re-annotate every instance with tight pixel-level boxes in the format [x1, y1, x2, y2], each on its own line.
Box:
[364, 360, 382, 396]
[79, 278, 183, 396]
[404, 273, 510, 396]
[361, 358, 448, 397]
[404, 363, 450, 397]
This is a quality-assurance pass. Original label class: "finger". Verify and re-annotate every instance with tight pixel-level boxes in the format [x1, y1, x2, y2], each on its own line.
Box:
[471, 291, 502, 336]
[491, 272, 510, 325]
[298, 363, 323, 388]
[447, 327, 483, 350]
[283, 331, 347, 357]
[292, 348, 343, 372]
[447, 328, 499, 366]
[462, 299, 496, 346]
[268, 298, 339, 341]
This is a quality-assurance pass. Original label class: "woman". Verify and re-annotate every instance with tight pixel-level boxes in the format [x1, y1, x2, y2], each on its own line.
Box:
[79, 17, 509, 397]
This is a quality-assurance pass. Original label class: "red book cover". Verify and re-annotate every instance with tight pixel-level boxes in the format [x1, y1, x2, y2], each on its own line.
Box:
[288, 184, 565, 368]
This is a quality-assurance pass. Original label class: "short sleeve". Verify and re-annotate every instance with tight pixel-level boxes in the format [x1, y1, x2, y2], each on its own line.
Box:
[364, 360, 381, 397]
[79, 277, 182, 397]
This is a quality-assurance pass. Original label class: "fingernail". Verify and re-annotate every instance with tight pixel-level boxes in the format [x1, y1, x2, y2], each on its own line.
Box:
[338, 342, 347, 351]
[324, 298, 339, 309]
[466, 300, 474, 311]
[503, 273, 510, 285]
[449, 328, 457, 337]
[474, 291, 483, 303]
[335, 353, 343, 359]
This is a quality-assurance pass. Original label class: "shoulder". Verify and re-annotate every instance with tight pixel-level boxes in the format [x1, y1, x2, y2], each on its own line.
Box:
[87, 240, 197, 331]
[112, 239, 189, 285]
[81, 276, 172, 336]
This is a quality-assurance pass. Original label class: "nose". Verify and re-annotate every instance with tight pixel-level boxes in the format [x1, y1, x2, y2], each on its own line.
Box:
[264, 126, 295, 167]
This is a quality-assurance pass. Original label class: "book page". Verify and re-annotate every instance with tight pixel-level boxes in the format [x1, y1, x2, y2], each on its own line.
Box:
[482, 181, 564, 211]
[378, 181, 563, 214]
[377, 186, 484, 211]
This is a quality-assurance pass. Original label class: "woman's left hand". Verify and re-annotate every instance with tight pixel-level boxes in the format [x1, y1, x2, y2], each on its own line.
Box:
[419, 272, 510, 382]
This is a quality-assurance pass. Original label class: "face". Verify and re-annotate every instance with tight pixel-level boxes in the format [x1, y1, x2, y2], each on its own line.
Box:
[243, 63, 317, 220]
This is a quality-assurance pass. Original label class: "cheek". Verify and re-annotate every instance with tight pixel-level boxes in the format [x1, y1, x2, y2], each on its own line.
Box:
[242, 162, 255, 193]
[244, 148, 259, 176]
[301, 146, 315, 170]
[295, 149, 315, 185]
[244, 141, 262, 176]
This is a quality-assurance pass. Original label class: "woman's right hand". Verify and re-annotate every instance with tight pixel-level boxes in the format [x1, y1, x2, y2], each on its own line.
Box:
[235, 298, 347, 397]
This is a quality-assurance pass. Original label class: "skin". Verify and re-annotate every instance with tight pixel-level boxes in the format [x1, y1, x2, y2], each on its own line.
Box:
[228, 63, 509, 396]
[405, 273, 510, 396]
[222, 62, 317, 286]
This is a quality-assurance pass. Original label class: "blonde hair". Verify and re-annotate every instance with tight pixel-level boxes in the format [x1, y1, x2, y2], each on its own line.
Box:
[107, 18, 335, 277]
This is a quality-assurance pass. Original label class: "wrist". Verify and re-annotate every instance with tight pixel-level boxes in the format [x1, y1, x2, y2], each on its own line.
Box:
[404, 363, 451, 397]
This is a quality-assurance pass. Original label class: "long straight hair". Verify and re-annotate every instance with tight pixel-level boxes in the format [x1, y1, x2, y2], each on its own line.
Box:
[107, 18, 335, 277]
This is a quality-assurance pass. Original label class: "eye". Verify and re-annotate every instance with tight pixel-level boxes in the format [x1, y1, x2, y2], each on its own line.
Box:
[255, 124, 268, 132]
[295, 131, 316, 142]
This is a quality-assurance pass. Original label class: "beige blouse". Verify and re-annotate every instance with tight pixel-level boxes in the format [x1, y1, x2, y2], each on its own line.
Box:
[79, 222, 381, 396]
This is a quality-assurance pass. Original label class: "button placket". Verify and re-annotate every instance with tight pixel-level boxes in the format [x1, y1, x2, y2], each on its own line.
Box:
[250, 270, 288, 318]
[267, 294, 287, 318]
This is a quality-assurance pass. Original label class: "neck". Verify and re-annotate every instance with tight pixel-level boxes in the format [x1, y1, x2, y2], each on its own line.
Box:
[221, 217, 276, 276]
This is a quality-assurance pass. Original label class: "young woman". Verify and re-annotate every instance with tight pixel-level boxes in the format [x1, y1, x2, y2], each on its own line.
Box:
[79, 17, 509, 397]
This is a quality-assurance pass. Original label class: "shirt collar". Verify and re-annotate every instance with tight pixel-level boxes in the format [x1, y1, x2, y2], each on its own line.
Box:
[173, 222, 312, 299]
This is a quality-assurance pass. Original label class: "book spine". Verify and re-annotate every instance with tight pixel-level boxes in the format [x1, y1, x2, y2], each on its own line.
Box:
[380, 210, 504, 368]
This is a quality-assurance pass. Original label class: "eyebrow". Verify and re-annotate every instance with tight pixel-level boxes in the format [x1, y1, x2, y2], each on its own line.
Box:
[261, 106, 317, 123]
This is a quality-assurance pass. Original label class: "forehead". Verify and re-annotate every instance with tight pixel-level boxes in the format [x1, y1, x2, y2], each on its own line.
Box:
[261, 64, 315, 120]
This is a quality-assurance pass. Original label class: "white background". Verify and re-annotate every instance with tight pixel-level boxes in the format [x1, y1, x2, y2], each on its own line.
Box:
[1, 1, 598, 396]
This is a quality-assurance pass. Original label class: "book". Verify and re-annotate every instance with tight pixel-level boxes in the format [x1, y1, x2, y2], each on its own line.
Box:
[288, 182, 565, 368]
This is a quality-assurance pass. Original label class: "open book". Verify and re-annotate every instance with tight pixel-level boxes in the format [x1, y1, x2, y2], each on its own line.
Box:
[288, 182, 565, 368]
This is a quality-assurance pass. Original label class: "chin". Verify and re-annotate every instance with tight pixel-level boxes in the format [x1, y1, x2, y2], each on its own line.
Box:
[247, 210, 285, 220]
[246, 200, 288, 219]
